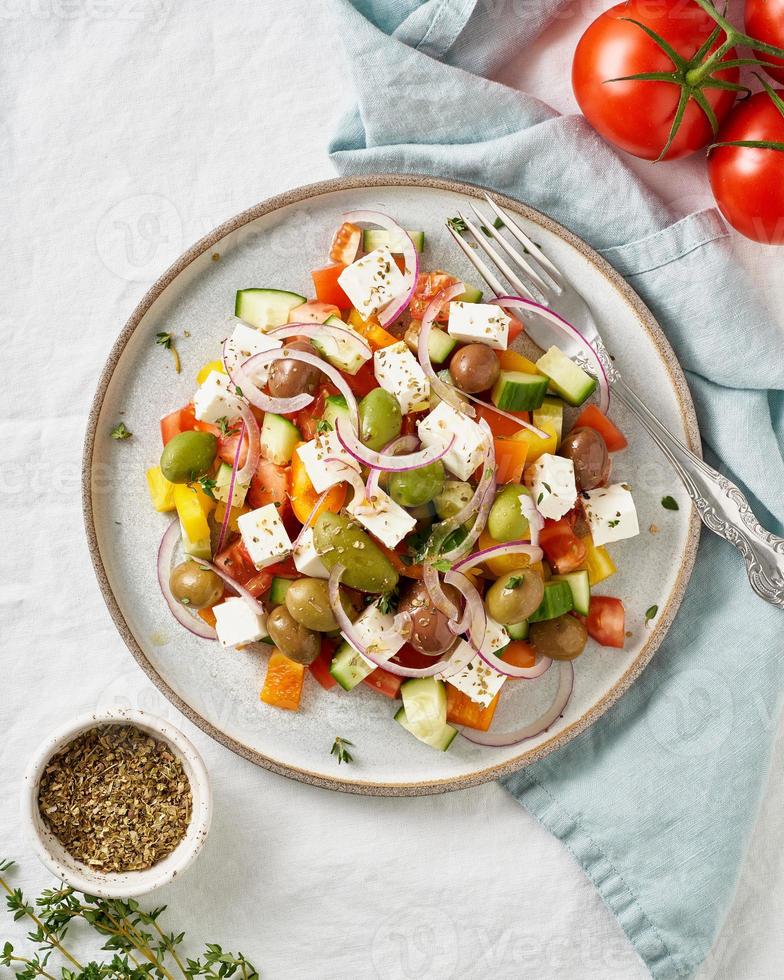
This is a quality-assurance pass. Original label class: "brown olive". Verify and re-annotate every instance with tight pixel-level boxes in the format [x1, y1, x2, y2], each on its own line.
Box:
[268, 340, 322, 399]
[449, 344, 500, 394]
[485, 570, 544, 625]
[397, 579, 462, 656]
[559, 427, 611, 491]
[169, 561, 223, 609]
[529, 615, 588, 661]
[267, 606, 321, 664]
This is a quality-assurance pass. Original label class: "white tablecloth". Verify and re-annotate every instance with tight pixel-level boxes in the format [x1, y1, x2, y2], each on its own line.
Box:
[2, 2, 782, 978]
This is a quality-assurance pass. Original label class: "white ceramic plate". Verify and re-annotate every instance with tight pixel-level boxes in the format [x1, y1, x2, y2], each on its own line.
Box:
[84, 175, 700, 796]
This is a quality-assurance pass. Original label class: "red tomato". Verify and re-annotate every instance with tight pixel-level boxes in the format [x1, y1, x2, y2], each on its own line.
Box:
[160, 404, 196, 445]
[746, 0, 784, 83]
[343, 360, 379, 397]
[586, 596, 626, 648]
[217, 425, 247, 466]
[539, 519, 588, 574]
[214, 539, 258, 587]
[572, 0, 739, 160]
[247, 459, 290, 513]
[363, 666, 403, 699]
[288, 301, 340, 324]
[295, 385, 337, 441]
[309, 640, 338, 691]
[708, 89, 784, 244]
[473, 403, 530, 438]
[409, 271, 459, 320]
[507, 316, 524, 345]
[573, 405, 627, 452]
[311, 264, 352, 310]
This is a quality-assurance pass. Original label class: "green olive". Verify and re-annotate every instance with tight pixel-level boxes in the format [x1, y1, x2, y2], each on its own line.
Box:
[169, 560, 223, 609]
[388, 460, 445, 508]
[160, 431, 217, 484]
[487, 484, 531, 542]
[313, 512, 399, 594]
[529, 615, 588, 661]
[284, 577, 359, 632]
[266, 606, 321, 664]
[358, 389, 403, 451]
[485, 570, 544, 625]
[434, 481, 473, 520]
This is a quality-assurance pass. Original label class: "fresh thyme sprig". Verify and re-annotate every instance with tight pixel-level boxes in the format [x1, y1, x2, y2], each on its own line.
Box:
[156, 333, 181, 374]
[330, 738, 354, 765]
[0, 860, 259, 980]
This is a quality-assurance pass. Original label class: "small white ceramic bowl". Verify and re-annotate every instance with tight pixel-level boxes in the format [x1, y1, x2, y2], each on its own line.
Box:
[22, 708, 212, 898]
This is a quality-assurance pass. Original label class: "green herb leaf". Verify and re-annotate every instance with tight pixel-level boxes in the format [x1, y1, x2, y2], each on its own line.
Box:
[331, 737, 354, 765]
[110, 422, 132, 440]
[661, 496, 679, 511]
[156, 331, 172, 349]
[645, 604, 659, 626]
[195, 476, 218, 501]
[377, 588, 399, 615]
[431, 559, 452, 573]
[316, 419, 333, 434]
[216, 416, 239, 437]
[505, 575, 524, 590]
[447, 216, 468, 233]
[608, 519, 620, 528]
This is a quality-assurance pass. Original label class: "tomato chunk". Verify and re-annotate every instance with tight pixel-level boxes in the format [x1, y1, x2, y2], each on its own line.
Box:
[312, 264, 352, 310]
[160, 404, 197, 445]
[573, 405, 627, 452]
[309, 640, 338, 691]
[363, 665, 403, 699]
[586, 596, 626, 648]
[247, 459, 290, 515]
[539, 519, 588, 574]
[409, 271, 459, 320]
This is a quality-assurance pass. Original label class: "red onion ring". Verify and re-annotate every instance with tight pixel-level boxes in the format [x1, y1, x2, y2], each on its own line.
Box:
[269, 321, 372, 360]
[323, 455, 365, 502]
[336, 416, 455, 472]
[423, 561, 460, 620]
[461, 661, 574, 746]
[453, 540, 544, 573]
[157, 521, 217, 640]
[365, 435, 418, 497]
[418, 282, 474, 415]
[426, 435, 492, 558]
[193, 557, 266, 616]
[480, 650, 553, 680]
[343, 209, 419, 327]
[292, 488, 331, 550]
[216, 418, 245, 555]
[494, 296, 610, 413]
[392, 610, 413, 637]
[223, 339, 314, 415]
[236, 402, 260, 486]
[519, 494, 544, 548]
[445, 568, 486, 637]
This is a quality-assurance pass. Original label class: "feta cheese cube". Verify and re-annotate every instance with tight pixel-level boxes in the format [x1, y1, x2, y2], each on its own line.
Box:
[192, 371, 244, 424]
[337, 246, 407, 319]
[295, 430, 359, 494]
[344, 601, 407, 666]
[447, 301, 510, 350]
[346, 487, 417, 549]
[292, 527, 329, 579]
[581, 483, 639, 546]
[373, 341, 430, 415]
[417, 401, 488, 481]
[224, 317, 282, 386]
[442, 617, 509, 706]
[237, 503, 292, 569]
[525, 453, 577, 521]
[213, 597, 268, 648]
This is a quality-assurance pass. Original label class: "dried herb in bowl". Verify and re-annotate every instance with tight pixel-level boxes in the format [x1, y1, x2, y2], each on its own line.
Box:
[37, 725, 192, 873]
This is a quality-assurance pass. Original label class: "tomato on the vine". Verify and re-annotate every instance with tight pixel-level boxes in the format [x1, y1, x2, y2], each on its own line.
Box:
[708, 86, 784, 244]
[572, 0, 740, 160]
[746, 0, 784, 83]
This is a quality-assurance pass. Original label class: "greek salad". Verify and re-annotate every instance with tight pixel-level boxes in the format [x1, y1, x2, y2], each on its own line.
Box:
[146, 210, 639, 752]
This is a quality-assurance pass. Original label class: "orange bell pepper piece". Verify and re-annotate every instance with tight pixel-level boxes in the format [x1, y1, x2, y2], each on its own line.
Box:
[290, 441, 347, 525]
[446, 685, 501, 731]
[261, 651, 305, 711]
[502, 640, 537, 673]
[347, 309, 399, 350]
[494, 437, 528, 484]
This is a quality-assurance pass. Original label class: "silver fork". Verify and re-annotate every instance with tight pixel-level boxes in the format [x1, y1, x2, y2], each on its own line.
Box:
[447, 194, 784, 609]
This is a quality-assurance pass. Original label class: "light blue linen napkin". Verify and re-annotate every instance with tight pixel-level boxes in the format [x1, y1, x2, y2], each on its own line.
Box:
[328, 2, 784, 976]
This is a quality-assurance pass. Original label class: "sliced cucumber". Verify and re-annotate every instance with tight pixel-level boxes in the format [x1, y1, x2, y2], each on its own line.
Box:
[215, 462, 249, 508]
[330, 642, 375, 691]
[535, 346, 597, 407]
[362, 228, 425, 254]
[322, 394, 351, 430]
[505, 620, 529, 641]
[528, 580, 575, 623]
[260, 413, 300, 465]
[428, 327, 457, 364]
[400, 677, 447, 734]
[491, 370, 549, 412]
[552, 570, 591, 616]
[311, 315, 368, 375]
[235, 289, 305, 330]
[394, 706, 457, 751]
[455, 283, 483, 304]
[533, 397, 564, 445]
[268, 576, 294, 607]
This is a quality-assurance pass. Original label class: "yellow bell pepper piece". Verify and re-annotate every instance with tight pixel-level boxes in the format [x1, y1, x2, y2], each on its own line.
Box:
[532, 397, 564, 445]
[478, 529, 533, 577]
[578, 534, 617, 586]
[498, 350, 540, 374]
[173, 484, 215, 558]
[512, 422, 559, 465]
[146, 466, 176, 512]
[196, 359, 226, 384]
[214, 500, 250, 534]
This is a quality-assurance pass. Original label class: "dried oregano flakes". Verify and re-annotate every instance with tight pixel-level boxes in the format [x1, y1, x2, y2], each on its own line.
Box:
[37, 724, 192, 873]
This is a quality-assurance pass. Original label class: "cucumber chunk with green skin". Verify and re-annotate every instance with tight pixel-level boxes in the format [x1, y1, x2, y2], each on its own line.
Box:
[552, 570, 591, 616]
[321, 394, 351, 430]
[455, 284, 483, 304]
[260, 413, 301, 465]
[362, 229, 425, 253]
[235, 289, 306, 330]
[394, 706, 457, 750]
[215, 461, 249, 508]
[427, 327, 457, 364]
[312, 315, 368, 375]
[491, 370, 550, 411]
[330, 642, 375, 691]
[505, 620, 529, 640]
[401, 677, 447, 733]
[268, 576, 295, 607]
[527, 580, 575, 623]
[535, 346, 597, 407]
[533, 397, 565, 444]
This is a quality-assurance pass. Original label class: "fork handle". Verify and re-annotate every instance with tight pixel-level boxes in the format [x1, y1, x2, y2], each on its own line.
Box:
[612, 377, 784, 608]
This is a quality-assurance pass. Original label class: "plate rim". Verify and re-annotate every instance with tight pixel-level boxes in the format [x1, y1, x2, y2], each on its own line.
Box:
[82, 173, 701, 797]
